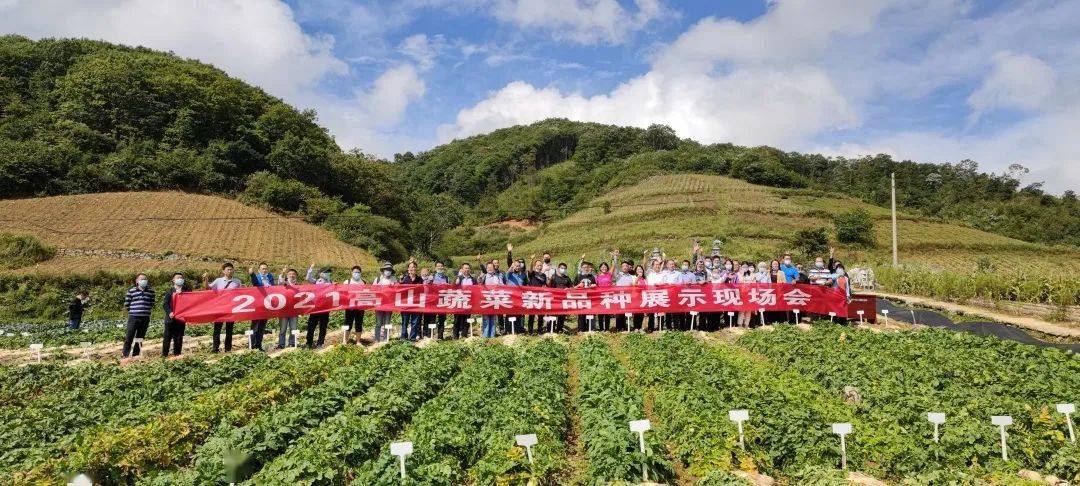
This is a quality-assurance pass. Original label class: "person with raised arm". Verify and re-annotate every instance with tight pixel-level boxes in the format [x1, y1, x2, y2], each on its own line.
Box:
[247, 262, 275, 351]
[202, 262, 242, 353]
[504, 243, 527, 334]
[574, 258, 597, 332]
[304, 263, 334, 348]
[525, 257, 548, 334]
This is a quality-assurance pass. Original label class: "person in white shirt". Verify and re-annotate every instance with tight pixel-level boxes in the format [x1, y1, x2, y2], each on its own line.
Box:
[202, 262, 242, 353]
[342, 265, 366, 343]
[372, 262, 397, 342]
[304, 264, 334, 348]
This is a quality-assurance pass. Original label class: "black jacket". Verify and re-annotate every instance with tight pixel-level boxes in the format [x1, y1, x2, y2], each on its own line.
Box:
[68, 297, 85, 320]
[163, 287, 184, 324]
[549, 273, 573, 288]
[400, 273, 424, 285]
[527, 270, 548, 287]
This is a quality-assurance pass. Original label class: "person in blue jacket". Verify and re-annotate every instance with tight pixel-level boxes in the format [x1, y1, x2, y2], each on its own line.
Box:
[247, 262, 275, 351]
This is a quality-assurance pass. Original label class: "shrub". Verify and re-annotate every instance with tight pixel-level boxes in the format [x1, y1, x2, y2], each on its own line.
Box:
[789, 227, 828, 260]
[833, 209, 875, 246]
[239, 171, 323, 213]
[0, 233, 56, 270]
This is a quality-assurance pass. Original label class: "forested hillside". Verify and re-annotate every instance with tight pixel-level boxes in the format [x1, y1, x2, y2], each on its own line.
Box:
[2, 36, 1076, 265]
[402, 119, 1080, 248]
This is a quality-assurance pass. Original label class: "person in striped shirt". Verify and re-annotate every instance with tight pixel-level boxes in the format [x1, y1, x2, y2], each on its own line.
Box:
[122, 273, 155, 358]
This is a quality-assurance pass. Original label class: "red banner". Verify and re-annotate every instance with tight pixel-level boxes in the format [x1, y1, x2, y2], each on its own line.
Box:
[173, 283, 849, 324]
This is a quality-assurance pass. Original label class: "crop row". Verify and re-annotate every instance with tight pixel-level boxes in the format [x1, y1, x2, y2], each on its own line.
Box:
[618, 332, 863, 483]
[737, 325, 1080, 481]
[464, 338, 572, 484]
[575, 336, 673, 483]
[30, 347, 362, 484]
[1, 351, 270, 481]
[249, 341, 467, 484]
[350, 343, 518, 484]
[143, 341, 418, 485]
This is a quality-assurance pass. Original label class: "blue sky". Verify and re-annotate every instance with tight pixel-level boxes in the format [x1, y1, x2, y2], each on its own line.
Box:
[2, 0, 1078, 192]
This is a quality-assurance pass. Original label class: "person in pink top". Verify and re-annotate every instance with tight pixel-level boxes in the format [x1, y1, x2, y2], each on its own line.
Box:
[595, 261, 613, 331]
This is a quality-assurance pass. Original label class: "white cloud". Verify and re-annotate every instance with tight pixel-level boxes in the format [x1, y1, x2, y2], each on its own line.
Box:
[398, 33, 446, 71]
[967, 51, 1056, 123]
[443, 0, 1080, 193]
[439, 0, 881, 145]
[490, 0, 668, 44]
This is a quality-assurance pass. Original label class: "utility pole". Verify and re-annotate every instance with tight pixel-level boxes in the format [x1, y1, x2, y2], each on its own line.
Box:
[891, 172, 898, 267]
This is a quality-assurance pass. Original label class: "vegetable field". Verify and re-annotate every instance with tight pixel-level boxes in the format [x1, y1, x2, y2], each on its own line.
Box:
[1, 327, 1077, 485]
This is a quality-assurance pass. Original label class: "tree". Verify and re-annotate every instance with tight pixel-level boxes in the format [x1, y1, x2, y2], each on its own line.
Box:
[641, 124, 679, 151]
[789, 227, 829, 260]
[833, 209, 876, 247]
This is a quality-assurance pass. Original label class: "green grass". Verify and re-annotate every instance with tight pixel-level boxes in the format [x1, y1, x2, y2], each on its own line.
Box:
[471, 174, 1078, 307]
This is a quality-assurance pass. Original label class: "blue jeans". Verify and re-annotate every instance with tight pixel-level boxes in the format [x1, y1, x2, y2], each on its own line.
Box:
[482, 315, 497, 338]
[401, 312, 421, 340]
[68, 318, 81, 330]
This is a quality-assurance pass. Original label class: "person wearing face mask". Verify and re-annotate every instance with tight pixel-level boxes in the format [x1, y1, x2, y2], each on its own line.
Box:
[524, 258, 548, 334]
[121, 273, 155, 359]
[833, 263, 851, 300]
[247, 262, 275, 351]
[343, 265, 366, 344]
[277, 267, 301, 348]
[503, 244, 527, 334]
[480, 261, 504, 338]
[548, 262, 573, 333]
[400, 260, 424, 340]
[779, 253, 799, 283]
[611, 250, 635, 332]
[203, 263, 242, 353]
[161, 272, 187, 357]
[573, 261, 597, 333]
[541, 251, 555, 279]
[424, 261, 450, 339]
[373, 262, 398, 342]
[304, 263, 335, 348]
[673, 258, 696, 330]
[737, 264, 754, 328]
[453, 263, 476, 339]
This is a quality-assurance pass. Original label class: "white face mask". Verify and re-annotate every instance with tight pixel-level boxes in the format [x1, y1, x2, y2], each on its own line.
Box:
[174, 278, 184, 287]
[724, 264, 733, 270]
[681, 265, 690, 271]
[382, 270, 392, 277]
[352, 271, 361, 280]
[783, 259, 792, 266]
[136, 279, 148, 288]
[557, 268, 567, 275]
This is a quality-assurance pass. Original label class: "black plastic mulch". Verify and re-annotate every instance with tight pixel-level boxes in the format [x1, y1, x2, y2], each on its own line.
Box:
[875, 298, 1080, 353]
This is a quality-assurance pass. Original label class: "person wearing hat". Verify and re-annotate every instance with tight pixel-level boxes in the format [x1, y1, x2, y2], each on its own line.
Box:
[372, 261, 398, 342]
[304, 263, 334, 348]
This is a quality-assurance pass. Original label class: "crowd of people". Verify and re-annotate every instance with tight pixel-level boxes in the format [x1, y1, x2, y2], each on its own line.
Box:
[93, 242, 850, 359]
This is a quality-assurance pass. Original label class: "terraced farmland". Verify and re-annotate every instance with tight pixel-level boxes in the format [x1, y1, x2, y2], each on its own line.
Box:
[0, 191, 376, 275]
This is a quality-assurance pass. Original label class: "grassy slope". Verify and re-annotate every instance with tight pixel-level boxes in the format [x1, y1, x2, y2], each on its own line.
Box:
[486, 174, 1078, 278]
[0, 191, 376, 275]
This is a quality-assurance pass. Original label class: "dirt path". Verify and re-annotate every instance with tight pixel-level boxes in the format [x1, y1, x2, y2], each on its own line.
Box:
[868, 290, 1080, 338]
[564, 337, 587, 485]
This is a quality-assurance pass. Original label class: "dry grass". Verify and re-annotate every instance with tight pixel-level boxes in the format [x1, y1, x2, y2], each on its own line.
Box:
[0, 191, 376, 274]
